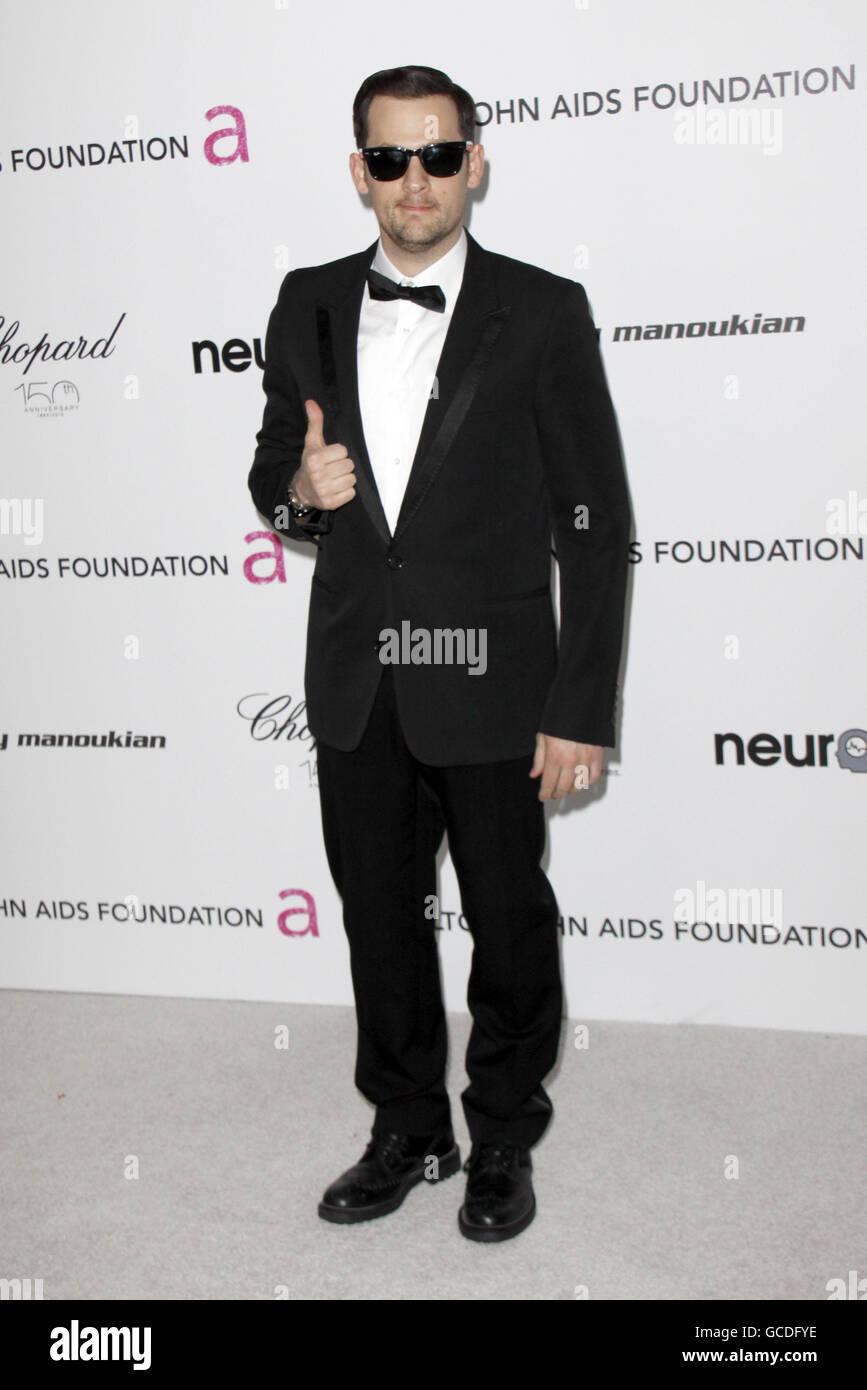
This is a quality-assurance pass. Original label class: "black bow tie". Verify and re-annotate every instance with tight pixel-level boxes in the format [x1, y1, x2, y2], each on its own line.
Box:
[367, 267, 446, 313]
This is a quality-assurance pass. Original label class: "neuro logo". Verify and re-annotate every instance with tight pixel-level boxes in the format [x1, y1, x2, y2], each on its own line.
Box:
[715, 726, 867, 770]
[835, 729, 867, 773]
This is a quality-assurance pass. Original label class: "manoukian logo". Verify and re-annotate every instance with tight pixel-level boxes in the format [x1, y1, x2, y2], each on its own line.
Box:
[4, 729, 166, 751]
[714, 727, 867, 771]
[611, 310, 804, 342]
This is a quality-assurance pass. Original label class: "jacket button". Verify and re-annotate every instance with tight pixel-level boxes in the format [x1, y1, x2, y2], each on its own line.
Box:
[386, 555, 403, 569]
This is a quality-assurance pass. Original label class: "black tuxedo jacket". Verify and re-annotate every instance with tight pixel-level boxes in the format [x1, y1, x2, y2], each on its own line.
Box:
[248, 227, 631, 765]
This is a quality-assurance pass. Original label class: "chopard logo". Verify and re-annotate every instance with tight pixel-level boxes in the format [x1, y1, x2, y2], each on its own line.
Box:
[236, 694, 316, 745]
[0, 313, 125, 375]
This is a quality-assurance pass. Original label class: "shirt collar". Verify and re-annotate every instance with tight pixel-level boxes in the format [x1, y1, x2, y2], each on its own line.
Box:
[370, 227, 467, 312]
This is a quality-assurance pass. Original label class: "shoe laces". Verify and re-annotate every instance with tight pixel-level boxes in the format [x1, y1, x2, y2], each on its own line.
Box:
[464, 1141, 523, 1174]
[366, 1131, 413, 1168]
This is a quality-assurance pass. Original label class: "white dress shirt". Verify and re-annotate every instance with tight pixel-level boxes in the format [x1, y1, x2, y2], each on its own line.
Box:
[357, 227, 467, 534]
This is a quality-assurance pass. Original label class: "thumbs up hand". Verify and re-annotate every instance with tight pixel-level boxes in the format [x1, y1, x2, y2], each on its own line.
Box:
[291, 399, 357, 511]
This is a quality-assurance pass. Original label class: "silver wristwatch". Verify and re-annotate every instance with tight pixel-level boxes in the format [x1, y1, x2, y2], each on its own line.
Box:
[287, 480, 314, 517]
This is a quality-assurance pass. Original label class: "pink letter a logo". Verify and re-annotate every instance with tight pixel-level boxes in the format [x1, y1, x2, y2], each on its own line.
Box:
[204, 105, 249, 165]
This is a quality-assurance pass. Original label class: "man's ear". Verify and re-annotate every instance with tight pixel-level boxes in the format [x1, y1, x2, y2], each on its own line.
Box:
[349, 151, 369, 196]
[467, 144, 485, 190]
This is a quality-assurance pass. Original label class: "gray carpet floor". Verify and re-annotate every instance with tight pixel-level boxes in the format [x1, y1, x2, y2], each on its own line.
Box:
[1, 990, 864, 1301]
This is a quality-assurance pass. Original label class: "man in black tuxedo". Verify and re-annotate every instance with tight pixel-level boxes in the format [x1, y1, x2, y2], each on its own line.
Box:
[249, 65, 630, 1242]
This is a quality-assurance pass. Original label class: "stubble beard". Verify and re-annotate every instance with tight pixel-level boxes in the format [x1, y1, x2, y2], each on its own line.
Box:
[382, 202, 460, 255]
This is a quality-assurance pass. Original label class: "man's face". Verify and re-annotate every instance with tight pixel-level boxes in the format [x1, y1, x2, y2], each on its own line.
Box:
[349, 94, 484, 256]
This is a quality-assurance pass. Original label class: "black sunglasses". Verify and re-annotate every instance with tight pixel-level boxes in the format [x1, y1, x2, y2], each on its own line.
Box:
[360, 140, 472, 181]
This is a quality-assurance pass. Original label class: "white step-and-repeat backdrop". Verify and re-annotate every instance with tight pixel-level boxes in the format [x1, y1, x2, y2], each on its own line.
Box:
[2, 0, 864, 1033]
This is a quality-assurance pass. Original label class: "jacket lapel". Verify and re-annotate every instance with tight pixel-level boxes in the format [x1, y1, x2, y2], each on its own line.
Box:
[317, 240, 389, 543]
[315, 227, 510, 547]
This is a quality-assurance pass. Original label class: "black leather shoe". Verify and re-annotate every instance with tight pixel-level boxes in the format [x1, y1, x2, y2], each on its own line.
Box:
[318, 1128, 461, 1224]
[458, 1142, 536, 1242]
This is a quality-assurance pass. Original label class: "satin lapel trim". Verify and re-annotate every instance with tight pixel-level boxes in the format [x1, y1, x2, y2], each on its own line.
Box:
[392, 232, 508, 545]
[316, 240, 391, 545]
[392, 308, 510, 543]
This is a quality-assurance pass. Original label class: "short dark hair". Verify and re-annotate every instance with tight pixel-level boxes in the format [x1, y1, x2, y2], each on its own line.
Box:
[352, 65, 477, 148]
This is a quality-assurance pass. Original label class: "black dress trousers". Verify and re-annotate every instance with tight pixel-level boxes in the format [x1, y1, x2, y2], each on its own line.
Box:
[315, 662, 563, 1148]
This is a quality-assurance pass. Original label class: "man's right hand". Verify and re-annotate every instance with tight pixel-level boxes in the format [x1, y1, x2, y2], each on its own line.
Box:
[291, 399, 357, 511]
